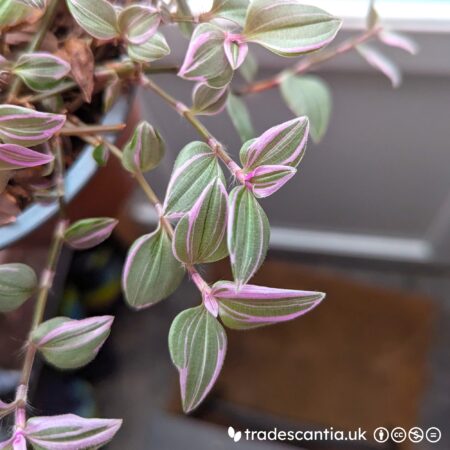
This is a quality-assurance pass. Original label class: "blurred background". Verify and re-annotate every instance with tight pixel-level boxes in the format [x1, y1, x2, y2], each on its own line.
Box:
[1, 0, 450, 449]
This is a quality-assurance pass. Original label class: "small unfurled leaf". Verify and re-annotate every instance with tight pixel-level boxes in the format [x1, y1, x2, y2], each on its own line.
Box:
[173, 179, 228, 265]
[191, 83, 228, 116]
[123, 227, 185, 309]
[280, 74, 331, 143]
[213, 281, 325, 329]
[32, 316, 113, 369]
[0, 0, 29, 29]
[226, 93, 254, 143]
[228, 186, 269, 287]
[169, 305, 227, 413]
[63, 38, 95, 103]
[0, 144, 53, 171]
[0, 263, 37, 313]
[163, 141, 224, 219]
[122, 121, 165, 174]
[357, 43, 402, 88]
[178, 23, 233, 89]
[240, 117, 309, 170]
[244, 164, 297, 198]
[127, 32, 170, 63]
[103, 74, 122, 113]
[0, 105, 65, 147]
[243, 0, 342, 57]
[118, 4, 160, 45]
[223, 36, 248, 70]
[367, 0, 379, 29]
[378, 30, 418, 55]
[15, 0, 46, 10]
[64, 217, 118, 250]
[92, 143, 109, 166]
[13, 52, 71, 92]
[207, 0, 249, 27]
[25, 414, 122, 449]
[66, 0, 119, 40]
[239, 50, 258, 82]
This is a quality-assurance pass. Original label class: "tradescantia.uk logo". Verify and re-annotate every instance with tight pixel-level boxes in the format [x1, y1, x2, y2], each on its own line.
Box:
[228, 426, 243, 443]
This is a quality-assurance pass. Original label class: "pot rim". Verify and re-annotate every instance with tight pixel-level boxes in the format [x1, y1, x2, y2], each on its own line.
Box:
[0, 97, 128, 249]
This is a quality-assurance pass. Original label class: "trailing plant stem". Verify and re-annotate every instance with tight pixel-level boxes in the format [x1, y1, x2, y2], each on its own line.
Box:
[238, 26, 382, 96]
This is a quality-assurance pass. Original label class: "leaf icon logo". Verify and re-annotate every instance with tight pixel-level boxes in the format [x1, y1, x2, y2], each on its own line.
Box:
[234, 431, 242, 442]
[228, 426, 242, 442]
[228, 427, 236, 439]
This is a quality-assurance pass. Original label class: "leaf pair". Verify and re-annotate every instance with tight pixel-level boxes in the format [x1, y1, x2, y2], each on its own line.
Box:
[0, 414, 121, 450]
[66, 0, 169, 63]
[169, 284, 325, 412]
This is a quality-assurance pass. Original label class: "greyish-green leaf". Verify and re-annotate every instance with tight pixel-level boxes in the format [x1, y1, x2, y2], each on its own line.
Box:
[169, 305, 227, 413]
[122, 227, 185, 309]
[226, 93, 254, 143]
[0, 263, 37, 313]
[280, 74, 332, 143]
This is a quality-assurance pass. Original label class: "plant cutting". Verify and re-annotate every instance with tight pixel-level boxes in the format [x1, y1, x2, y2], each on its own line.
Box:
[0, 0, 417, 448]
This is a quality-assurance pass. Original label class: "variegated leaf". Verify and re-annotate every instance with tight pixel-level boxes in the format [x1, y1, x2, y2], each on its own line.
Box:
[0, 144, 53, 171]
[32, 316, 113, 370]
[191, 83, 229, 116]
[0, 105, 65, 147]
[208, 0, 249, 27]
[223, 36, 248, 70]
[243, 0, 342, 57]
[64, 217, 118, 250]
[213, 281, 325, 329]
[178, 23, 233, 89]
[122, 227, 185, 309]
[245, 164, 296, 198]
[0, 0, 29, 29]
[280, 75, 331, 143]
[118, 4, 161, 45]
[66, 0, 119, 40]
[163, 141, 224, 219]
[127, 32, 170, 63]
[0, 433, 25, 450]
[13, 52, 71, 92]
[357, 43, 402, 88]
[173, 179, 228, 265]
[226, 93, 254, 143]
[25, 415, 122, 449]
[15, 0, 46, 9]
[122, 121, 165, 173]
[169, 305, 227, 413]
[240, 117, 309, 170]
[0, 263, 37, 313]
[227, 186, 270, 287]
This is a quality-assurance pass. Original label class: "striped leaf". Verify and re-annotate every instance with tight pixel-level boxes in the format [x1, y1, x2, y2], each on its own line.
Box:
[25, 415, 121, 450]
[127, 32, 170, 63]
[13, 52, 71, 92]
[173, 179, 228, 265]
[15, 0, 47, 10]
[32, 316, 113, 370]
[0, 263, 37, 313]
[122, 121, 165, 173]
[213, 281, 325, 330]
[66, 0, 119, 40]
[122, 227, 185, 309]
[0, 434, 25, 450]
[178, 23, 233, 89]
[357, 44, 401, 88]
[245, 164, 296, 198]
[208, 0, 249, 27]
[227, 187, 270, 287]
[163, 141, 224, 219]
[223, 37, 248, 70]
[280, 75, 331, 143]
[0, 105, 65, 147]
[169, 305, 227, 413]
[0, 0, 29, 28]
[118, 4, 160, 45]
[240, 117, 309, 170]
[0, 144, 53, 171]
[191, 83, 229, 116]
[243, 0, 341, 57]
[64, 217, 118, 250]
